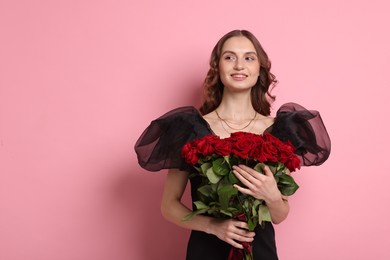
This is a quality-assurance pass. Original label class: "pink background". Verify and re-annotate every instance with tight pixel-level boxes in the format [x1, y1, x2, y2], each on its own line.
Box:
[1, 0, 389, 259]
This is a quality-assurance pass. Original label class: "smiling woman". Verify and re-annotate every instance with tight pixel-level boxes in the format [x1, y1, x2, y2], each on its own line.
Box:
[200, 30, 277, 119]
[134, 30, 331, 260]
[218, 37, 260, 93]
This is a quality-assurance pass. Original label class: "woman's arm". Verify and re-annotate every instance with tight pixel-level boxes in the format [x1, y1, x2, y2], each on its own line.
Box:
[232, 165, 290, 224]
[265, 195, 290, 225]
[161, 168, 255, 248]
[161, 168, 211, 231]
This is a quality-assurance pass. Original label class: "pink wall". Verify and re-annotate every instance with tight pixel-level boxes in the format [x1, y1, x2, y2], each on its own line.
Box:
[1, 1, 389, 259]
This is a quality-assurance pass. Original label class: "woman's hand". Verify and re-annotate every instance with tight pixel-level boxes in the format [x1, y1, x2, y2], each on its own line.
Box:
[207, 218, 255, 249]
[232, 164, 282, 204]
[232, 164, 290, 224]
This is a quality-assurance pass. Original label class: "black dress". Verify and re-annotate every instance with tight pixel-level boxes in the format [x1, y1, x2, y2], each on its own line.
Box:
[134, 103, 331, 260]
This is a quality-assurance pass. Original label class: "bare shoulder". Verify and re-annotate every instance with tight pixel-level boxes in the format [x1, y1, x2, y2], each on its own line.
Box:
[254, 114, 275, 134]
[201, 111, 230, 138]
[261, 115, 275, 128]
[202, 111, 219, 127]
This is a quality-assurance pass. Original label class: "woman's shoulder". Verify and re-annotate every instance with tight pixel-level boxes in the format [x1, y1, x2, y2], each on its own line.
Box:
[258, 114, 275, 130]
[202, 110, 219, 131]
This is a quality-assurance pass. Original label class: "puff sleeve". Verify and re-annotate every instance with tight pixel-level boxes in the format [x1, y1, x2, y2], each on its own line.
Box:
[268, 103, 331, 166]
[134, 106, 211, 172]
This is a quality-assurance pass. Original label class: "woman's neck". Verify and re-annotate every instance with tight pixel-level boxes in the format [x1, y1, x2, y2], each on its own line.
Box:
[217, 90, 255, 121]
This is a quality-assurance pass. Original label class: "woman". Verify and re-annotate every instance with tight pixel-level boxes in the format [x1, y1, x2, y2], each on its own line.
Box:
[135, 30, 330, 260]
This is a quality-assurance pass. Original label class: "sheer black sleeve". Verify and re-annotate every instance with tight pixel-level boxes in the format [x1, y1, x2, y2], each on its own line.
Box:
[267, 103, 331, 166]
[134, 107, 211, 172]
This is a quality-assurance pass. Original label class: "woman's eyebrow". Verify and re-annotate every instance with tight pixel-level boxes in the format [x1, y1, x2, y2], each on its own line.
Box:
[222, 50, 257, 55]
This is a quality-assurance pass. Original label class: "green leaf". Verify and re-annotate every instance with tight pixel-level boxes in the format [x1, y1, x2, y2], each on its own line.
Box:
[245, 252, 253, 260]
[181, 208, 209, 221]
[212, 157, 230, 176]
[218, 185, 238, 210]
[267, 164, 277, 174]
[216, 176, 230, 187]
[197, 185, 214, 198]
[228, 171, 239, 184]
[206, 167, 223, 184]
[220, 209, 233, 217]
[247, 217, 256, 232]
[274, 166, 286, 177]
[200, 162, 212, 174]
[223, 155, 231, 165]
[254, 163, 265, 174]
[193, 201, 209, 210]
[243, 200, 250, 209]
[253, 199, 261, 208]
[278, 174, 299, 196]
[252, 201, 260, 216]
[227, 207, 240, 213]
[181, 212, 196, 221]
[259, 204, 271, 223]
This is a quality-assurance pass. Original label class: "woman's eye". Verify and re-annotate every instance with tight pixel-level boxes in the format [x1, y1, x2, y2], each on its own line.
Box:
[245, 56, 256, 61]
[224, 55, 235, 60]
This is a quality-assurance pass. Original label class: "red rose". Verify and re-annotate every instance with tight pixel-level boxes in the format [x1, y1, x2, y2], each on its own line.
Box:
[194, 135, 217, 156]
[261, 140, 279, 162]
[247, 135, 263, 160]
[254, 133, 278, 162]
[272, 139, 301, 172]
[277, 141, 295, 163]
[285, 155, 301, 172]
[213, 139, 232, 156]
[181, 142, 199, 165]
[231, 132, 258, 159]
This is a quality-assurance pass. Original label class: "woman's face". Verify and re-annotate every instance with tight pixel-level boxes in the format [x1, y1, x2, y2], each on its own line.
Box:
[218, 36, 260, 91]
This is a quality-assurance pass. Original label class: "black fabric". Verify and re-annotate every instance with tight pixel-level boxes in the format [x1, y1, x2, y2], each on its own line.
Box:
[186, 223, 277, 260]
[265, 102, 331, 166]
[134, 106, 212, 172]
[134, 103, 331, 260]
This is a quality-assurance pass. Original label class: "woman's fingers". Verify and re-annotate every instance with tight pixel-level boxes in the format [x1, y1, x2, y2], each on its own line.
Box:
[232, 164, 280, 201]
[232, 165, 264, 195]
[228, 238, 245, 249]
[232, 165, 256, 187]
[211, 219, 255, 248]
[263, 165, 274, 177]
[227, 227, 255, 248]
[228, 234, 254, 249]
[233, 183, 253, 196]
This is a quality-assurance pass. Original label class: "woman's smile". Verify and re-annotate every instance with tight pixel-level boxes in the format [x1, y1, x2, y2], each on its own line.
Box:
[231, 73, 248, 81]
[218, 36, 260, 90]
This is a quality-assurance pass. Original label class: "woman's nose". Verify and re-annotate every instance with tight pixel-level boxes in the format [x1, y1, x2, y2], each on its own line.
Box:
[234, 59, 244, 70]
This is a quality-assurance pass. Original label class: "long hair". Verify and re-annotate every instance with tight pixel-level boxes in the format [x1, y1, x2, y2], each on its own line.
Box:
[199, 30, 277, 116]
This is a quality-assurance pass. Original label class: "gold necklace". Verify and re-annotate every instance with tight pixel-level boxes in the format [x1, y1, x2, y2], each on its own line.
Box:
[218, 114, 258, 135]
[219, 117, 232, 135]
[215, 110, 257, 131]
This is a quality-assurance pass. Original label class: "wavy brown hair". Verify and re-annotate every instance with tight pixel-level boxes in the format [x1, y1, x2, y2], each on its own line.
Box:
[199, 30, 277, 116]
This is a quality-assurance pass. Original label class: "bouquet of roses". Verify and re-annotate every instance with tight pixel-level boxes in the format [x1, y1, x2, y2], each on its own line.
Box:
[181, 132, 301, 260]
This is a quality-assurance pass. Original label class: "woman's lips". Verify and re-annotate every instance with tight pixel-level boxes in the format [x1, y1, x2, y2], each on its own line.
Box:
[231, 74, 247, 80]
